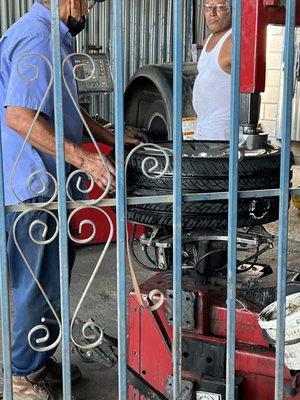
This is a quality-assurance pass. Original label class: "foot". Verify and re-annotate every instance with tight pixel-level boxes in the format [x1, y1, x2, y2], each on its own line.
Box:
[45, 358, 82, 387]
[7, 366, 77, 400]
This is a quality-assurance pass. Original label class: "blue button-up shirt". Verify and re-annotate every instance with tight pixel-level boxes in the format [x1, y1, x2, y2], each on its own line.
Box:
[0, 2, 83, 205]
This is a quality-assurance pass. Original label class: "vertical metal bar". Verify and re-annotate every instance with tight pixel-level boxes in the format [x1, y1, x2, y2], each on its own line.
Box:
[0, 103, 13, 400]
[161, 0, 168, 62]
[109, 0, 115, 123]
[0, 0, 9, 34]
[166, 0, 172, 62]
[21, 0, 26, 17]
[158, 0, 164, 63]
[172, 0, 183, 398]
[113, 0, 127, 398]
[140, 0, 146, 65]
[130, 0, 136, 75]
[153, 0, 159, 63]
[185, 0, 193, 61]
[143, 0, 150, 65]
[135, 0, 141, 71]
[50, 1, 72, 399]
[226, 1, 242, 399]
[195, 0, 206, 46]
[124, 0, 131, 84]
[275, 1, 296, 399]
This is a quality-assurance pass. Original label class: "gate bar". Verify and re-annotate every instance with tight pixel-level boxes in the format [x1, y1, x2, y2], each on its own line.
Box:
[113, 0, 127, 398]
[275, 1, 296, 399]
[51, 1, 72, 398]
[4, 187, 300, 214]
[226, 1, 242, 399]
[0, 93, 12, 400]
[172, 0, 183, 398]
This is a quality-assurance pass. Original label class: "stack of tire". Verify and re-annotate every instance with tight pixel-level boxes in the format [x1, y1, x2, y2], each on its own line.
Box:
[127, 143, 287, 229]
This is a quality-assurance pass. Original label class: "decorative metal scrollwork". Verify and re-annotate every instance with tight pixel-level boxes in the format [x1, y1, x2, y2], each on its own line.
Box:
[10, 51, 172, 355]
[11, 52, 57, 207]
[125, 143, 172, 312]
[10, 51, 114, 353]
[62, 53, 113, 204]
[13, 209, 62, 352]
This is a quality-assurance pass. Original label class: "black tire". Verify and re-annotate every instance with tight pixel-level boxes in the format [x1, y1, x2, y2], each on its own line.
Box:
[126, 142, 289, 229]
[135, 99, 168, 142]
[127, 197, 279, 229]
[127, 145, 282, 193]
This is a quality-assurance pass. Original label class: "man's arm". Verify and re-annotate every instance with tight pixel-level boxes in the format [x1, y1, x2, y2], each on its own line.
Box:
[6, 106, 115, 190]
[80, 107, 115, 146]
[81, 107, 149, 146]
[219, 35, 232, 74]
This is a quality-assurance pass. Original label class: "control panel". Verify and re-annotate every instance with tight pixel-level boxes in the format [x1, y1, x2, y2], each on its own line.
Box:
[74, 53, 114, 95]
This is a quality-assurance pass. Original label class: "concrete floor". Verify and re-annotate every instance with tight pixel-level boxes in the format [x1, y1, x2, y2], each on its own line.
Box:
[68, 243, 151, 400]
[1, 168, 300, 399]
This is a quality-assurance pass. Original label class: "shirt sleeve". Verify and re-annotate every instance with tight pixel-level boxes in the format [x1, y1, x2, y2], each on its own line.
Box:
[4, 33, 54, 117]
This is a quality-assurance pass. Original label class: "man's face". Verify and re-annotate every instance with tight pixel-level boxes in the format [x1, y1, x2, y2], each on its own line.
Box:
[203, 0, 231, 34]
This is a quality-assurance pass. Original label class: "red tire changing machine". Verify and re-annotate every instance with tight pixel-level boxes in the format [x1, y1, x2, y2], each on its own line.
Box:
[128, 268, 300, 400]
[126, 221, 300, 399]
[127, 2, 300, 399]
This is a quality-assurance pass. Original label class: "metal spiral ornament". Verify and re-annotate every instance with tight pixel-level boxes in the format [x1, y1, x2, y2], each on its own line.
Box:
[125, 143, 172, 311]
[13, 209, 62, 352]
[68, 206, 114, 349]
[10, 52, 57, 206]
[62, 53, 113, 204]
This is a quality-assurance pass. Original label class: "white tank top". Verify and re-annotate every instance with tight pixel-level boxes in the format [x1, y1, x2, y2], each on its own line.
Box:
[192, 29, 232, 141]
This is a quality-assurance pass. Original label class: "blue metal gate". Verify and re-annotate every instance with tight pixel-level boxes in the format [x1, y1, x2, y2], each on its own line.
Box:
[0, 0, 300, 399]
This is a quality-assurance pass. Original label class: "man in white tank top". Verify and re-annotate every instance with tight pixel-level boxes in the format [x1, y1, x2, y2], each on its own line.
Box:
[192, 0, 232, 141]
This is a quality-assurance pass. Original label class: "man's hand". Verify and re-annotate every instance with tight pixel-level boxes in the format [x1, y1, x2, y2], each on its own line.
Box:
[125, 125, 150, 145]
[81, 108, 150, 147]
[81, 151, 116, 192]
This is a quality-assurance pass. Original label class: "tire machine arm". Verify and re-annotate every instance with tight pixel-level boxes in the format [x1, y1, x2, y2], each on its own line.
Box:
[240, 0, 300, 133]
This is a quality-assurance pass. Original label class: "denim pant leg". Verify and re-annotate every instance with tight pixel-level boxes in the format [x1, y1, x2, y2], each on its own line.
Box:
[6, 203, 76, 376]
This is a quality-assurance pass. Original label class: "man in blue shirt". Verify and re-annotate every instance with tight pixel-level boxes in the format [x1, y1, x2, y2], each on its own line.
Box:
[0, 0, 140, 398]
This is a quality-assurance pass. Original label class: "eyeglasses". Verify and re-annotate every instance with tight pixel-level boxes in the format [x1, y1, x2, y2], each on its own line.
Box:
[88, 0, 104, 9]
[202, 3, 229, 13]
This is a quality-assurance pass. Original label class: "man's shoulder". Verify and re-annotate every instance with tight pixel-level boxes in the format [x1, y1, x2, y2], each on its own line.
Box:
[1, 17, 52, 62]
[222, 32, 232, 51]
[202, 35, 210, 47]
[5, 12, 51, 44]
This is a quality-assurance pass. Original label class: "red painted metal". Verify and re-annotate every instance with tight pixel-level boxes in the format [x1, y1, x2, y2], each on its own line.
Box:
[128, 294, 172, 395]
[241, 0, 300, 93]
[70, 141, 144, 244]
[128, 273, 300, 399]
[128, 386, 148, 400]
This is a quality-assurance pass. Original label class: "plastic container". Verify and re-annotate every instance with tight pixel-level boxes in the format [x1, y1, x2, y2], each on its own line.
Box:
[292, 187, 300, 210]
[258, 292, 300, 370]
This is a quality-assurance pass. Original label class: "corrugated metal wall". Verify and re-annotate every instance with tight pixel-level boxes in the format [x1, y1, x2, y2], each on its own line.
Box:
[0, 0, 34, 33]
[1, 0, 205, 122]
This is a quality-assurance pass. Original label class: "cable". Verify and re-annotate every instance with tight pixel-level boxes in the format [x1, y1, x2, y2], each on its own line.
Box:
[129, 225, 160, 272]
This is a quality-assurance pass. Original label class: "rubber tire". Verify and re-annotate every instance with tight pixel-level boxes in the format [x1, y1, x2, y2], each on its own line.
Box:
[127, 145, 285, 229]
[127, 150, 282, 193]
[127, 197, 279, 229]
[129, 98, 169, 142]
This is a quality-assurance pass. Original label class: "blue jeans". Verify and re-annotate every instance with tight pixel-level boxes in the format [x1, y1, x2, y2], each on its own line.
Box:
[6, 198, 76, 376]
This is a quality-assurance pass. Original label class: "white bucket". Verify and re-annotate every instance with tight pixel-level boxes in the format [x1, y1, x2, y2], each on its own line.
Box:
[258, 292, 300, 370]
